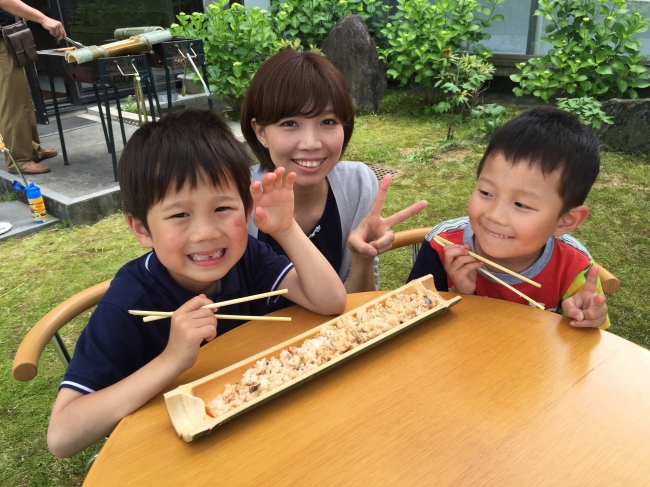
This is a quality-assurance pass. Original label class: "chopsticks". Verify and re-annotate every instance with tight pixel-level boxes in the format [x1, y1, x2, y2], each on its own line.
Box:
[433, 235, 541, 288]
[477, 267, 544, 310]
[433, 235, 545, 310]
[129, 289, 290, 323]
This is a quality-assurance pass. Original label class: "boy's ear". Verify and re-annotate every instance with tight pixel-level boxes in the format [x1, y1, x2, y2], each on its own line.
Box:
[126, 214, 154, 249]
[250, 119, 268, 148]
[553, 205, 589, 237]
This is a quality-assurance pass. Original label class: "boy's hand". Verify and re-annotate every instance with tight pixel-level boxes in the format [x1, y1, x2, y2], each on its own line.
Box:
[442, 243, 484, 294]
[163, 295, 217, 373]
[347, 174, 427, 258]
[562, 265, 608, 328]
[250, 167, 297, 237]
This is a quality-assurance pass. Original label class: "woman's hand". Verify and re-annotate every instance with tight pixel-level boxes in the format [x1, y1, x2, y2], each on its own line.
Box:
[250, 167, 297, 238]
[347, 174, 427, 258]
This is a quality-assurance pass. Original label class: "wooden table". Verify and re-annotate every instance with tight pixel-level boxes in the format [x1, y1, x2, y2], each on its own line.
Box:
[83, 292, 650, 486]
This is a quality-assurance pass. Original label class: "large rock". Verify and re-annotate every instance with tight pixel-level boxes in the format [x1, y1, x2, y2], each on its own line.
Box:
[596, 99, 650, 155]
[321, 15, 386, 113]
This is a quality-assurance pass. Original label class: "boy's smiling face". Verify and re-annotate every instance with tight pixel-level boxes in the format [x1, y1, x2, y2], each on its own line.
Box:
[128, 179, 250, 295]
[468, 152, 569, 272]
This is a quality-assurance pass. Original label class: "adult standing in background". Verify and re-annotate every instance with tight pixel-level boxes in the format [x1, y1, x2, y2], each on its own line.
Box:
[0, 0, 65, 174]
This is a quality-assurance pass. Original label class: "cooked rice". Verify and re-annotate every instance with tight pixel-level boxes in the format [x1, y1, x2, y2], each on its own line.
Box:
[208, 286, 440, 417]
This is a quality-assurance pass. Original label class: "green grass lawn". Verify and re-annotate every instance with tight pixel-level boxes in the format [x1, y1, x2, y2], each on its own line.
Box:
[1, 91, 648, 486]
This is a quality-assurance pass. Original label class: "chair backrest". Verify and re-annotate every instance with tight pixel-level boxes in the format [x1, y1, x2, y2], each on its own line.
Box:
[12, 279, 112, 382]
[390, 228, 620, 295]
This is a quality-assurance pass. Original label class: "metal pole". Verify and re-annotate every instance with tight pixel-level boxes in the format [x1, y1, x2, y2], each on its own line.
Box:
[113, 87, 127, 145]
[93, 84, 111, 153]
[102, 84, 118, 181]
[48, 74, 68, 165]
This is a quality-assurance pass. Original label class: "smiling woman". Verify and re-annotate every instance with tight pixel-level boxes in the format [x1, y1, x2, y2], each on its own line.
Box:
[241, 50, 427, 294]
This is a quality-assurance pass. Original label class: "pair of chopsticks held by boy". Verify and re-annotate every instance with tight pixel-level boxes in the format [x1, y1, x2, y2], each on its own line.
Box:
[46, 51, 607, 459]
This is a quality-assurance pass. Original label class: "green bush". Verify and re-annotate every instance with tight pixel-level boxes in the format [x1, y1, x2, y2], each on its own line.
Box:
[434, 53, 496, 139]
[556, 96, 614, 130]
[471, 103, 507, 135]
[378, 0, 504, 105]
[170, 1, 281, 113]
[271, 0, 385, 48]
[511, 0, 650, 102]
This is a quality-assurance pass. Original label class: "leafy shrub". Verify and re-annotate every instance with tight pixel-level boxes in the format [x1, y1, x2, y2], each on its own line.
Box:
[122, 95, 137, 114]
[556, 96, 614, 129]
[272, 0, 385, 48]
[470, 103, 506, 135]
[170, 1, 281, 113]
[434, 53, 496, 139]
[511, 0, 650, 102]
[378, 0, 504, 104]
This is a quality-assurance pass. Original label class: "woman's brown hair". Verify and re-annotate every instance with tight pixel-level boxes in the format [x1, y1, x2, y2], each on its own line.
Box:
[240, 50, 355, 172]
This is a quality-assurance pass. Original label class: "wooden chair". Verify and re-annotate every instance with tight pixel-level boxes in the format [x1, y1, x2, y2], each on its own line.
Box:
[12, 279, 112, 475]
[13, 279, 112, 382]
[390, 228, 621, 294]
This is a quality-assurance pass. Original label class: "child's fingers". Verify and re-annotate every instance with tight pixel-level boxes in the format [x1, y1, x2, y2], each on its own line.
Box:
[272, 167, 285, 191]
[200, 320, 218, 342]
[581, 264, 600, 295]
[254, 206, 267, 225]
[283, 171, 296, 190]
[562, 295, 586, 322]
[175, 294, 213, 314]
[261, 171, 278, 194]
[383, 200, 428, 228]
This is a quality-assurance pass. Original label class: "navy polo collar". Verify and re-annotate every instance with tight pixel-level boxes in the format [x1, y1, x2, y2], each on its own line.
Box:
[143, 251, 241, 303]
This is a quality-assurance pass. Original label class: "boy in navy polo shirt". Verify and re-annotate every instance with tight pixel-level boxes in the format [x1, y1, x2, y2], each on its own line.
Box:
[47, 109, 347, 458]
[408, 106, 609, 329]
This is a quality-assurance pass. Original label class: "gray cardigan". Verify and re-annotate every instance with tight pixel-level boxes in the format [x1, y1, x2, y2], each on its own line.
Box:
[249, 162, 380, 288]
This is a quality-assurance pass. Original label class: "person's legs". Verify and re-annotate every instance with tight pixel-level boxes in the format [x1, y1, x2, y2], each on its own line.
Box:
[0, 40, 50, 173]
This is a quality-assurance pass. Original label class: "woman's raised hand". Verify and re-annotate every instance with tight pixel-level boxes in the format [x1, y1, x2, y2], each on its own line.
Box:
[250, 167, 297, 237]
[347, 174, 427, 257]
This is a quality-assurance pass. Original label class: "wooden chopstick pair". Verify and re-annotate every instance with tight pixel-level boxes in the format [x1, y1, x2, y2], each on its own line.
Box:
[433, 235, 545, 310]
[129, 289, 291, 323]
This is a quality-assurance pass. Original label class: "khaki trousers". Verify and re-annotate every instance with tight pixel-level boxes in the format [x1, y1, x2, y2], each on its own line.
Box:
[0, 38, 44, 170]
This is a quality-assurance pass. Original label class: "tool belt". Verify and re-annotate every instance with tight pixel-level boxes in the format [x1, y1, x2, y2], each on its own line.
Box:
[1, 20, 37, 67]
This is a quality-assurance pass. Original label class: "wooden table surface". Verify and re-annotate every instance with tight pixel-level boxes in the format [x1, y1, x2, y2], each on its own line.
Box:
[83, 292, 650, 486]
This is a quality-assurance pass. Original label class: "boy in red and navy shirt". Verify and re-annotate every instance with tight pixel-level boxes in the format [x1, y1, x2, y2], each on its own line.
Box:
[408, 107, 609, 329]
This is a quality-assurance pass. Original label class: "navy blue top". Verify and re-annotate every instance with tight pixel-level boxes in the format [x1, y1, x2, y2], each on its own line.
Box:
[258, 184, 343, 278]
[407, 237, 449, 291]
[61, 236, 293, 394]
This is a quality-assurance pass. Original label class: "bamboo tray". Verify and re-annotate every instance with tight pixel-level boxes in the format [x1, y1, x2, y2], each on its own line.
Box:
[164, 275, 461, 441]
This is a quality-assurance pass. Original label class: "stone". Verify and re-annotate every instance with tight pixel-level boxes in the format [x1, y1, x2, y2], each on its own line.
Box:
[596, 98, 650, 155]
[321, 15, 386, 113]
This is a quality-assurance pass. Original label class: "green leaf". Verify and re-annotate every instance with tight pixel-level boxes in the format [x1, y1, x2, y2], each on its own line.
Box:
[618, 79, 628, 93]
[595, 66, 613, 75]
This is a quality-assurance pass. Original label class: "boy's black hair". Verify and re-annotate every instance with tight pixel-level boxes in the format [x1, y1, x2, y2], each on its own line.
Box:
[477, 106, 600, 215]
[119, 109, 253, 232]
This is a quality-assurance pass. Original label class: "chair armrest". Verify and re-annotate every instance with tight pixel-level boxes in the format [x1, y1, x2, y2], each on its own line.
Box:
[391, 228, 430, 250]
[12, 279, 112, 382]
[599, 266, 620, 295]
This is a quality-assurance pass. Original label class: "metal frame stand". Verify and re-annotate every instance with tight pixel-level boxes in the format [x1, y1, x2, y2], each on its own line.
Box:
[45, 54, 159, 181]
[149, 38, 213, 113]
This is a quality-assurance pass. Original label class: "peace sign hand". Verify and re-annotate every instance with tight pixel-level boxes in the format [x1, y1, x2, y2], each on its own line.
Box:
[347, 174, 428, 258]
[561, 264, 608, 328]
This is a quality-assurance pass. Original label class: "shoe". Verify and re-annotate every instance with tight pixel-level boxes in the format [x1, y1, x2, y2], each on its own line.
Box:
[39, 149, 58, 161]
[7, 162, 51, 174]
